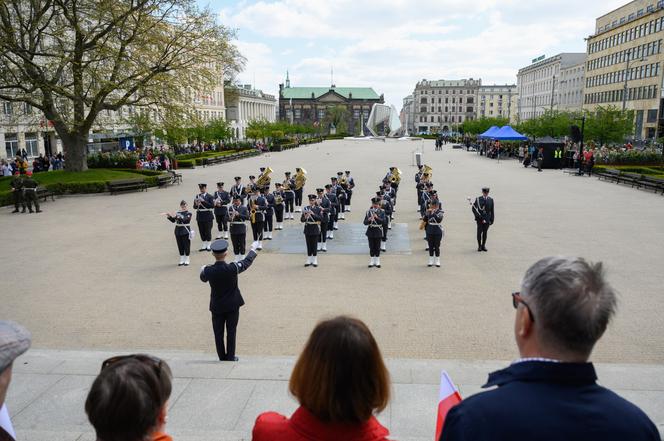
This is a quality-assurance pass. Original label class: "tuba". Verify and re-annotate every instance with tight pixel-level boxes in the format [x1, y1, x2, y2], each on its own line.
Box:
[389, 167, 402, 184]
[422, 164, 433, 179]
[256, 167, 273, 187]
[249, 198, 257, 223]
[295, 168, 307, 190]
[339, 175, 348, 186]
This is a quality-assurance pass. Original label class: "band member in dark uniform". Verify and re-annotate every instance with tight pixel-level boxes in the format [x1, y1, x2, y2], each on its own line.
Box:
[262, 186, 275, 239]
[316, 187, 330, 252]
[249, 188, 265, 249]
[165, 200, 193, 266]
[283, 172, 295, 220]
[420, 182, 433, 217]
[344, 170, 355, 211]
[336, 172, 348, 217]
[471, 187, 495, 252]
[415, 165, 424, 210]
[248, 175, 258, 194]
[273, 183, 285, 230]
[364, 197, 385, 268]
[258, 167, 271, 192]
[332, 175, 347, 220]
[214, 182, 231, 239]
[230, 176, 246, 207]
[377, 191, 392, 252]
[228, 196, 250, 261]
[294, 167, 305, 212]
[423, 200, 444, 267]
[301, 194, 322, 267]
[324, 184, 338, 239]
[200, 239, 260, 362]
[193, 183, 215, 251]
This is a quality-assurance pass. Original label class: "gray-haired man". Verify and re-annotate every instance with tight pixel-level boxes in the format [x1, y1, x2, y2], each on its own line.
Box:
[441, 256, 659, 441]
[0, 321, 31, 441]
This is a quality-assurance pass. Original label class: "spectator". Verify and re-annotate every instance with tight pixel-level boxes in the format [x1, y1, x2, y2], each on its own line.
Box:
[0, 320, 32, 441]
[440, 256, 660, 441]
[85, 354, 173, 441]
[252, 316, 391, 441]
[1, 160, 12, 177]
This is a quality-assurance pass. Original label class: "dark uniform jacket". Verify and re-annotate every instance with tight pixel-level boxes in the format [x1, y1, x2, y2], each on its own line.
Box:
[200, 251, 257, 313]
[424, 208, 444, 236]
[283, 179, 295, 200]
[325, 192, 338, 217]
[301, 206, 322, 235]
[264, 193, 275, 216]
[230, 184, 246, 203]
[10, 175, 24, 191]
[194, 193, 215, 222]
[364, 208, 385, 238]
[254, 195, 268, 222]
[167, 210, 193, 236]
[440, 361, 660, 441]
[228, 205, 249, 234]
[319, 196, 332, 223]
[472, 196, 494, 224]
[214, 190, 231, 217]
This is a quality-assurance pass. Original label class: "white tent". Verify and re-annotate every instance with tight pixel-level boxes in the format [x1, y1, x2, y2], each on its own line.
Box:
[366, 103, 402, 137]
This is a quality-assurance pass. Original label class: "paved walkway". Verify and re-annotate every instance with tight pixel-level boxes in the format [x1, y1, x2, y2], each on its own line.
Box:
[8, 349, 664, 441]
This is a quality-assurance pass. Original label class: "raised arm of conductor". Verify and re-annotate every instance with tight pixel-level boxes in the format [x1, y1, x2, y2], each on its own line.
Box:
[200, 242, 259, 283]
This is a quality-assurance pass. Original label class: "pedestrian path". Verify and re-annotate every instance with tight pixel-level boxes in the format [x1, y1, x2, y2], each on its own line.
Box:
[8, 349, 664, 441]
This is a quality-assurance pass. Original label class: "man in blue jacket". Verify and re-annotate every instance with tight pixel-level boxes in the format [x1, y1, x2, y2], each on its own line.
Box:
[200, 239, 259, 362]
[441, 256, 660, 441]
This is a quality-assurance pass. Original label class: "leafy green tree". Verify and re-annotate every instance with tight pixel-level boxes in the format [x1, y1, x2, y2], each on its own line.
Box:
[324, 105, 349, 134]
[584, 106, 634, 145]
[0, 0, 244, 171]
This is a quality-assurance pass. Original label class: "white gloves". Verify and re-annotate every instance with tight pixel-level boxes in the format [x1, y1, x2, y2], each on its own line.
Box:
[250, 241, 260, 252]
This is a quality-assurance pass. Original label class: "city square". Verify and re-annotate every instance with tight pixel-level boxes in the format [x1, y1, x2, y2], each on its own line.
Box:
[2, 0, 664, 440]
[2, 139, 664, 439]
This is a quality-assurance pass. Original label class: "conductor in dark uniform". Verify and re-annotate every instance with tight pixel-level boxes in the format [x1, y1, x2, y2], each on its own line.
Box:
[471, 187, 495, 252]
[200, 239, 259, 361]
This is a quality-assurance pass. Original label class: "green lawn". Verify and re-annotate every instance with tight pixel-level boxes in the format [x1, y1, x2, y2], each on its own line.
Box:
[0, 169, 148, 192]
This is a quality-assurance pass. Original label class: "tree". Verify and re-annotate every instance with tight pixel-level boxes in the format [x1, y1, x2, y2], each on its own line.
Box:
[0, 0, 243, 171]
[324, 105, 349, 134]
[584, 106, 634, 145]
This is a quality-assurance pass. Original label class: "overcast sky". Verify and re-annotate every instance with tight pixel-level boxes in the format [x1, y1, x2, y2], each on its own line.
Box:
[201, 0, 627, 108]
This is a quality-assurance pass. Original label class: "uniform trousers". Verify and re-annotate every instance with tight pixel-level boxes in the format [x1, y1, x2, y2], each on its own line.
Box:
[215, 214, 228, 232]
[24, 190, 39, 211]
[197, 220, 213, 241]
[294, 189, 303, 207]
[346, 190, 352, 206]
[476, 222, 490, 247]
[382, 220, 389, 241]
[175, 234, 191, 256]
[251, 221, 264, 241]
[231, 233, 246, 255]
[13, 190, 23, 211]
[211, 310, 239, 361]
[427, 234, 442, 257]
[368, 236, 382, 257]
[285, 199, 294, 214]
[274, 205, 284, 222]
[305, 234, 319, 256]
[319, 221, 328, 243]
[263, 213, 273, 232]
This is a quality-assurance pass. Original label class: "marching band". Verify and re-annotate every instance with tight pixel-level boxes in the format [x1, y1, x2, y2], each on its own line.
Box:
[193, 183, 215, 251]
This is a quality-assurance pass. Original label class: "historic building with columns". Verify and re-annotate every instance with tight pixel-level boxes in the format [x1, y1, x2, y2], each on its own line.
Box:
[412, 78, 481, 134]
[225, 85, 277, 139]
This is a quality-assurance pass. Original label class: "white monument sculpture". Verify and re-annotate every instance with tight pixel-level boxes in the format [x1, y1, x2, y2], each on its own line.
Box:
[365, 103, 402, 137]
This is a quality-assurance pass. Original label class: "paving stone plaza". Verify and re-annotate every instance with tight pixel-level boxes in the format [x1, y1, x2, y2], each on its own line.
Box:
[2, 139, 664, 439]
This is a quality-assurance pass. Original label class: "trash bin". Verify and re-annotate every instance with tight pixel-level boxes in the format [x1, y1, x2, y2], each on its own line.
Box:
[415, 152, 422, 167]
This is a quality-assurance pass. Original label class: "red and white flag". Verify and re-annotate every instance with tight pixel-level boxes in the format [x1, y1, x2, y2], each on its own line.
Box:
[434, 370, 462, 441]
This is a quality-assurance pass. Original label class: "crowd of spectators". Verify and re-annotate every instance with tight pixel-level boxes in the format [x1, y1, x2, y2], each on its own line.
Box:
[1, 257, 660, 441]
[1, 153, 65, 176]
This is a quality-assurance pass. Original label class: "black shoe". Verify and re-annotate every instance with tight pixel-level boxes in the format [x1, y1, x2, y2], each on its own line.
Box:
[29, 210, 33, 213]
[478, 246, 482, 252]
[376, 264, 381, 268]
[199, 248, 207, 252]
[178, 263, 184, 266]
[482, 246, 488, 252]
[12, 209, 19, 213]
[223, 356, 239, 362]
[36, 210, 42, 213]
[21, 209, 26, 213]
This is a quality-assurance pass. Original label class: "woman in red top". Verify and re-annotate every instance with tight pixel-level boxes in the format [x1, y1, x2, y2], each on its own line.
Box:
[252, 316, 392, 441]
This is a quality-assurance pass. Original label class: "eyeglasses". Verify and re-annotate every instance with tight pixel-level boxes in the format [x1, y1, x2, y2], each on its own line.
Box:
[511, 292, 535, 323]
[101, 354, 164, 375]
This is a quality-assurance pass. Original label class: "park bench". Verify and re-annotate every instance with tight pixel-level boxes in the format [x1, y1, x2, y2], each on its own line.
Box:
[168, 170, 182, 185]
[595, 168, 621, 182]
[107, 178, 147, 195]
[636, 175, 664, 194]
[202, 156, 226, 167]
[36, 187, 55, 202]
[156, 174, 175, 188]
[620, 172, 642, 187]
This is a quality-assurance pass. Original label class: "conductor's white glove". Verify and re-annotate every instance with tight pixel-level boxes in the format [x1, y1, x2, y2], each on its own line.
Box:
[200, 265, 207, 273]
[250, 241, 260, 252]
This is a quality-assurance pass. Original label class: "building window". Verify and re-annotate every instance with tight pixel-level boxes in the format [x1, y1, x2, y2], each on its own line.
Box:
[5, 134, 18, 157]
[2, 101, 12, 115]
[25, 133, 39, 157]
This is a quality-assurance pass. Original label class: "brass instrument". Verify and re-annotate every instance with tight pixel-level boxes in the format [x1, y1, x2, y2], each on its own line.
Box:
[249, 198, 257, 223]
[274, 192, 284, 205]
[389, 167, 402, 184]
[256, 167, 273, 187]
[339, 175, 348, 186]
[295, 168, 307, 190]
[422, 164, 433, 179]
[419, 217, 428, 230]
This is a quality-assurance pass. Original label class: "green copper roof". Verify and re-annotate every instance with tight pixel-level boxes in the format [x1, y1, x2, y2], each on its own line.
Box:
[281, 87, 380, 100]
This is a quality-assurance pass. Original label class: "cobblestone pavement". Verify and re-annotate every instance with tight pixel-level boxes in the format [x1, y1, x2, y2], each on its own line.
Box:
[1, 139, 663, 363]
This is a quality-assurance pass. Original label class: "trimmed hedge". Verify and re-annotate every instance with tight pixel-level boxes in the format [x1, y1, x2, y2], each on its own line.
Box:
[175, 148, 252, 161]
[88, 151, 176, 169]
[177, 159, 195, 168]
[595, 149, 663, 165]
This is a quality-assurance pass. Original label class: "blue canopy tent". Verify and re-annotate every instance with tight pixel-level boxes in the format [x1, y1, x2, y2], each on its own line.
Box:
[478, 126, 500, 139]
[492, 126, 528, 141]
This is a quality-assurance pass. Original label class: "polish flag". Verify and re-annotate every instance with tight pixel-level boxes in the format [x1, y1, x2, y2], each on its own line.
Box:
[434, 371, 462, 441]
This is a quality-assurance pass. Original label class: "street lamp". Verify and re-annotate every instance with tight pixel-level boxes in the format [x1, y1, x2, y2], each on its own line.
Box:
[622, 51, 648, 111]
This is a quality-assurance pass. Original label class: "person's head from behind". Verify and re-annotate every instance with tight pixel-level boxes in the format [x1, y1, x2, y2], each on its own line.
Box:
[289, 316, 390, 424]
[85, 354, 172, 441]
[0, 321, 31, 408]
[514, 257, 617, 362]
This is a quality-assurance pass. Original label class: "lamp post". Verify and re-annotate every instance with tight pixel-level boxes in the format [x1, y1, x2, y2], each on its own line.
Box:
[550, 75, 557, 111]
[622, 51, 648, 111]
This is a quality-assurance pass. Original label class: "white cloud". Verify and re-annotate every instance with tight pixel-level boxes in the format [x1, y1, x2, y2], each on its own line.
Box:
[221, 0, 629, 107]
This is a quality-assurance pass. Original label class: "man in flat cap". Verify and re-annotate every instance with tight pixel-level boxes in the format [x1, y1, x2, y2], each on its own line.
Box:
[201, 239, 260, 361]
[343, 170, 355, 212]
[0, 320, 31, 441]
[470, 187, 495, 252]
